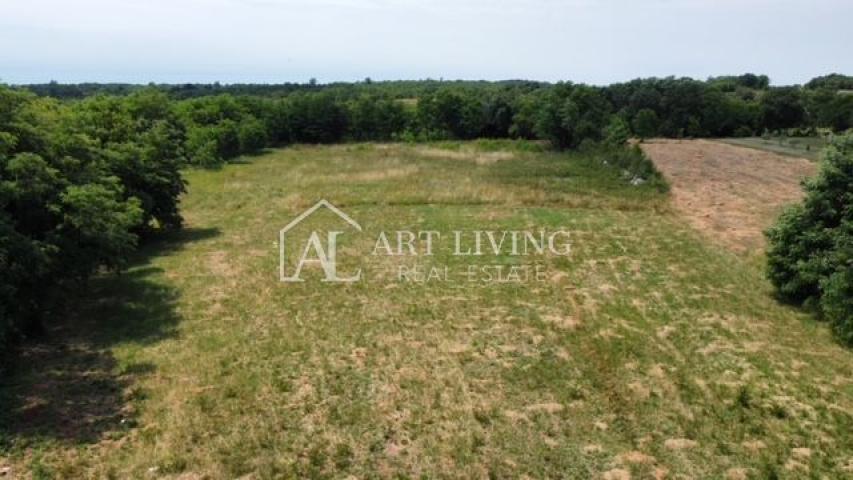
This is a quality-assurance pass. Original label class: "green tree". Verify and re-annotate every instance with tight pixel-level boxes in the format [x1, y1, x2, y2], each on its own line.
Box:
[238, 116, 269, 153]
[632, 108, 659, 139]
[808, 89, 853, 132]
[533, 83, 613, 149]
[417, 88, 482, 139]
[348, 95, 408, 141]
[760, 87, 806, 132]
[0, 84, 193, 351]
[287, 93, 348, 143]
[509, 93, 540, 139]
[766, 134, 853, 344]
[604, 115, 631, 146]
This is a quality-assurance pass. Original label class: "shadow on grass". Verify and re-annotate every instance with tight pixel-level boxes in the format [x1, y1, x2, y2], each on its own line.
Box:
[0, 227, 219, 447]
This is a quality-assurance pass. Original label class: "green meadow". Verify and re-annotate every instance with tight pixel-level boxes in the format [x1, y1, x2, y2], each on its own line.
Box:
[2, 142, 851, 479]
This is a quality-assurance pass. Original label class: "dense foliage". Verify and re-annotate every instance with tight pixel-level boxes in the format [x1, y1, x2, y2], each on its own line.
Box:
[0, 87, 185, 352]
[21, 74, 853, 144]
[766, 134, 853, 344]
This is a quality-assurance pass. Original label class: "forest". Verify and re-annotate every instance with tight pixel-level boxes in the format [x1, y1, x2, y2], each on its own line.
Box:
[2, 73, 852, 359]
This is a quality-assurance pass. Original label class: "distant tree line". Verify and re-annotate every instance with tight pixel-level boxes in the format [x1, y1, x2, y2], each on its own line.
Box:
[18, 73, 853, 144]
[1, 73, 852, 357]
[113, 74, 853, 166]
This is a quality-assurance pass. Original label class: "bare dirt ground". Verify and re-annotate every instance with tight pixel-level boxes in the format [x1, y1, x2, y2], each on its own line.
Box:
[641, 139, 818, 253]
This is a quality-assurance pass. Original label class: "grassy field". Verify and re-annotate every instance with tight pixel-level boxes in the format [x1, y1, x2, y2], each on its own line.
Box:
[2, 141, 852, 479]
[718, 136, 827, 161]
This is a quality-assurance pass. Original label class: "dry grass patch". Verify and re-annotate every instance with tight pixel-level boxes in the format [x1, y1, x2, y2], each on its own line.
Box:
[415, 146, 515, 165]
[641, 139, 817, 253]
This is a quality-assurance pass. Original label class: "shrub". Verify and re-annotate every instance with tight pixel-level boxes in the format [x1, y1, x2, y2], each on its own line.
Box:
[604, 116, 631, 146]
[215, 120, 241, 159]
[612, 145, 669, 192]
[823, 264, 853, 344]
[238, 116, 269, 154]
[766, 134, 853, 343]
[186, 126, 224, 166]
[587, 143, 669, 192]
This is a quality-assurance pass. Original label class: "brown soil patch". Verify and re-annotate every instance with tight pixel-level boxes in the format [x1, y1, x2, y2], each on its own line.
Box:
[525, 402, 564, 414]
[641, 139, 817, 252]
[602, 468, 631, 480]
[618, 451, 656, 464]
[726, 468, 748, 480]
[664, 438, 698, 450]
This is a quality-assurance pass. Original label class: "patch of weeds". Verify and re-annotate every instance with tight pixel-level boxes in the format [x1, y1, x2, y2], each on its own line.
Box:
[761, 461, 781, 480]
[193, 393, 216, 414]
[126, 385, 148, 402]
[474, 138, 545, 152]
[222, 385, 239, 399]
[348, 144, 375, 152]
[737, 386, 752, 409]
[472, 432, 487, 451]
[368, 437, 384, 455]
[769, 404, 788, 419]
[473, 408, 493, 427]
[327, 400, 371, 427]
[308, 443, 328, 469]
[158, 454, 188, 474]
[272, 375, 293, 393]
[503, 350, 577, 393]
[333, 442, 354, 470]
[30, 456, 54, 480]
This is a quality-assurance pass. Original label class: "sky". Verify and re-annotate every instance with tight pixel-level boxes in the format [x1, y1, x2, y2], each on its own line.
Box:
[2, 0, 851, 85]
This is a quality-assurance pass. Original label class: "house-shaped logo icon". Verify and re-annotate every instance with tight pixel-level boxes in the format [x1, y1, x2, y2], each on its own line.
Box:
[279, 199, 362, 282]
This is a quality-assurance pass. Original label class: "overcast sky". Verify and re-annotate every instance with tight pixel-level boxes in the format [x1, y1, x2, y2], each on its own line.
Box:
[2, 0, 851, 85]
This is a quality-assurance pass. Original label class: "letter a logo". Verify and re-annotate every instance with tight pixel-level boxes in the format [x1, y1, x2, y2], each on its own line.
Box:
[279, 200, 362, 282]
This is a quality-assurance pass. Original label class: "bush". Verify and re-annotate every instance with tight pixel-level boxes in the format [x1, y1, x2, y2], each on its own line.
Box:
[186, 126, 224, 166]
[823, 265, 853, 344]
[586, 143, 669, 192]
[612, 145, 669, 192]
[604, 116, 631, 146]
[238, 116, 269, 154]
[766, 134, 853, 343]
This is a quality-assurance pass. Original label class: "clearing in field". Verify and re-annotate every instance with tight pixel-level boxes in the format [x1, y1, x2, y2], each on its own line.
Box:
[1, 141, 852, 479]
[640, 139, 817, 253]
